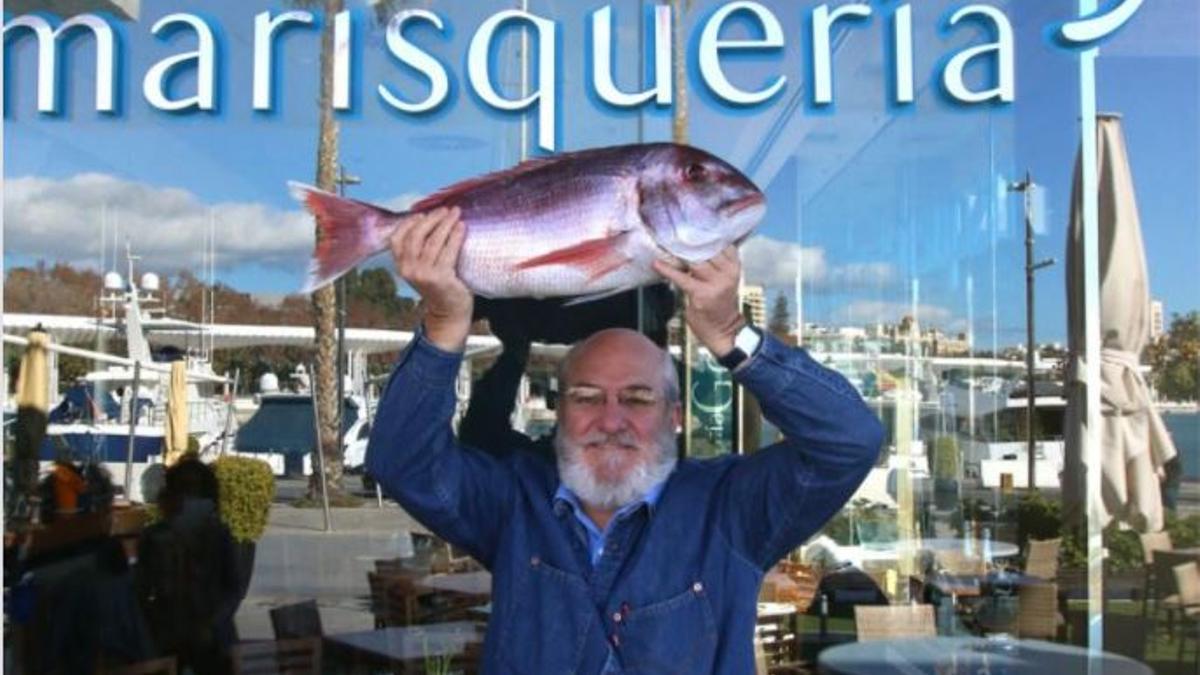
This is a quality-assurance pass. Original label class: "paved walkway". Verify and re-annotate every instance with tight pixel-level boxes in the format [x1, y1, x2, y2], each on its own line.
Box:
[234, 503, 428, 640]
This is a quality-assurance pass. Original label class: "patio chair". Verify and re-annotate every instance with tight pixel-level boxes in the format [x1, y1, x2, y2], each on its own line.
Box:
[230, 637, 322, 675]
[269, 599, 323, 640]
[1016, 582, 1062, 640]
[1137, 531, 1172, 618]
[1024, 538, 1061, 582]
[1151, 550, 1198, 639]
[854, 604, 936, 642]
[1171, 561, 1200, 669]
[368, 571, 434, 627]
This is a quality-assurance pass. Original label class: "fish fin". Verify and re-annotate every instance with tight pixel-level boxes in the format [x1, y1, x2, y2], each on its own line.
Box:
[411, 157, 558, 211]
[561, 287, 633, 307]
[513, 233, 631, 277]
[290, 181, 402, 293]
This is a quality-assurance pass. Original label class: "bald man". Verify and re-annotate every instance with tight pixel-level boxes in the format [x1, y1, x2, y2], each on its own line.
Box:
[367, 207, 883, 674]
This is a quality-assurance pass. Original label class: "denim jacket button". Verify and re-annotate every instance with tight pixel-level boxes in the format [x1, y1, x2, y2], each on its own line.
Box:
[612, 611, 622, 622]
[530, 555, 540, 566]
[693, 581, 704, 593]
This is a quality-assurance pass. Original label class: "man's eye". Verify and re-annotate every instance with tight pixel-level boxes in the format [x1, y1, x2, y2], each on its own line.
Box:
[619, 393, 658, 408]
[567, 391, 603, 406]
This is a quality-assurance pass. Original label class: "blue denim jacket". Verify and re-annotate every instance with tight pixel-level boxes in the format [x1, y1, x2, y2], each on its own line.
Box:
[367, 331, 882, 674]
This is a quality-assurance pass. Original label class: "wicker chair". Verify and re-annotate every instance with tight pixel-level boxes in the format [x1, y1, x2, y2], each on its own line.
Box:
[1151, 550, 1199, 638]
[1172, 561, 1200, 668]
[1016, 582, 1061, 640]
[1138, 531, 1172, 618]
[854, 605, 937, 642]
[1024, 538, 1061, 582]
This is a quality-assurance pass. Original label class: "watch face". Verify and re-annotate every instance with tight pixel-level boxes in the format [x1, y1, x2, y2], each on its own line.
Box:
[719, 347, 747, 370]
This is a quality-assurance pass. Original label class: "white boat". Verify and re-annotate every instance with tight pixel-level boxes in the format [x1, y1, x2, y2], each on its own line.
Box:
[4, 251, 236, 502]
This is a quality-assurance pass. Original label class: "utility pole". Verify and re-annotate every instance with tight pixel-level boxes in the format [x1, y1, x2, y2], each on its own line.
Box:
[335, 164, 361, 491]
[1010, 172, 1055, 490]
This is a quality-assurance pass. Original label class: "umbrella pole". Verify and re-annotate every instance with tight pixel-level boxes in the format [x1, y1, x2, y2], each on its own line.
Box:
[220, 369, 240, 456]
[124, 360, 141, 499]
[309, 366, 333, 532]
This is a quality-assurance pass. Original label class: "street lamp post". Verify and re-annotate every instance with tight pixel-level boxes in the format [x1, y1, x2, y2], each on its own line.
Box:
[1010, 172, 1055, 491]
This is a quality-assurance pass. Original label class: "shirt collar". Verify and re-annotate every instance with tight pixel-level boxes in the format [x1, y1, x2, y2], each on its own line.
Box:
[553, 477, 669, 522]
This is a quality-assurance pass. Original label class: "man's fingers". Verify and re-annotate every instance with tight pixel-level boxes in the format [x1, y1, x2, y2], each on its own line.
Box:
[422, 208, 461, 263]
[400, 208, 449, 268]
[435, 220, 466, 268]
[690, 259, 720, 281]
[653, 259, 699, 292]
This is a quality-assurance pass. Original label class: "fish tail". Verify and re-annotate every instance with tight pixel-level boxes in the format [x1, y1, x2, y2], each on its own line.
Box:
[290, 181, 402, 293]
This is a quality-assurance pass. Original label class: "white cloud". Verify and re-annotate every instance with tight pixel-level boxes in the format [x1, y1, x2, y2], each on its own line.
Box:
[2, 173, 420, 278]
[741, 235, 897, 291]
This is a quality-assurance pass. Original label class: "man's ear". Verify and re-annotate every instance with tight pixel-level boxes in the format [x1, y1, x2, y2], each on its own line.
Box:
[671, 403, 683, 433]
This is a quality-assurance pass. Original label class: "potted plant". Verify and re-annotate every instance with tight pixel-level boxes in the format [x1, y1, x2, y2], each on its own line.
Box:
[930, 436, 960, 511]
[212, 455, 275, 604]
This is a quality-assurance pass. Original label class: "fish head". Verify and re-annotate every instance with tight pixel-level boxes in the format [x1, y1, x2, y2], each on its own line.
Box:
[637, 144, 765, 264]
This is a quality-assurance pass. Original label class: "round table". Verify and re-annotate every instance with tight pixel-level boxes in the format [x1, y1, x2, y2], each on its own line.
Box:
[818, 636, 1152, 675]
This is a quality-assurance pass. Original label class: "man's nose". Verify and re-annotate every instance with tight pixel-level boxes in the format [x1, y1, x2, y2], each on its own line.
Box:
[597, 399, 628, 433]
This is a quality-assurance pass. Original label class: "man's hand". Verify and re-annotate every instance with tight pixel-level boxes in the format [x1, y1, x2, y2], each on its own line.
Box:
[653, 245, 746, 358]
[389, 207, 472, 352]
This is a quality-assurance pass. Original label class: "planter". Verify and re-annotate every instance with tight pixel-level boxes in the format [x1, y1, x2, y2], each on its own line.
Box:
[233, 540, 257, 604]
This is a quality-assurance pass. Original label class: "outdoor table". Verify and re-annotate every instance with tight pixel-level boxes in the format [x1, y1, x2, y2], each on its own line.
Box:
[757, 601, 798, 618]
[818, 636, 1153, 675]
[416, 570, 492, 597]
[324, 621, 484, 672]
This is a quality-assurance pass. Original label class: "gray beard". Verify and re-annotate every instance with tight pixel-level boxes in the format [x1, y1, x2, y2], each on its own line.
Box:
[555, 427, 678, 511]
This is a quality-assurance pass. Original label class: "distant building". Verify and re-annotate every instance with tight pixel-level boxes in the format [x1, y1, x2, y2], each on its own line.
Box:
[741, 284, 767, 328]
[1150, 299, 1165, 341]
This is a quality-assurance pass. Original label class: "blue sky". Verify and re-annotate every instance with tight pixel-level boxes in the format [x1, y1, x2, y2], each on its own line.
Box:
[4, 0, 1198, 347]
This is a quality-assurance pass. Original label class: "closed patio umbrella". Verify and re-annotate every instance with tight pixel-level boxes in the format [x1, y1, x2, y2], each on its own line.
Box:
[164, 360, 189, 465]
[14, 330, 51, 506]
[1063, 114, 1178, 533]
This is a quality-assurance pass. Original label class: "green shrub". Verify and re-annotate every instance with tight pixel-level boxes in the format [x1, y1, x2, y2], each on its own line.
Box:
[931, 436, 959, 479]
[212, 455, 275, 543]
[1166, 513, 1200, 548]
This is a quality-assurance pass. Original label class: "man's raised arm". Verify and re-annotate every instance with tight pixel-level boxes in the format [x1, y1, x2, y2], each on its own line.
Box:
[654, 248, 883, 570]
[365, 207, 514, 568]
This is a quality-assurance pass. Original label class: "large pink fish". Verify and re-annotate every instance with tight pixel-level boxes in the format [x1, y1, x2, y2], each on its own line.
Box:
[291, 143, 765, 302]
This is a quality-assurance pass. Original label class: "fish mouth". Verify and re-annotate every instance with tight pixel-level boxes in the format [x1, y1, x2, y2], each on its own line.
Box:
[721, 194, 765, 216]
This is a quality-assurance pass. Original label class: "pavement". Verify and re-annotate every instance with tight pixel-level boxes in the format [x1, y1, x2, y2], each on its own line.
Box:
[233, 500, 430, 640]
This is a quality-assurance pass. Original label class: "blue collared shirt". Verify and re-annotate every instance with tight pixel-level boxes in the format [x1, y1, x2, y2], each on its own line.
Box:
[367, 330, 883, 674]
[554, 480, 668, 567]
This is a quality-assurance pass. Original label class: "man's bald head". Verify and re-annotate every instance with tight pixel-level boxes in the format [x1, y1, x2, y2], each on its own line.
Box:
[558, 328, 679, 405]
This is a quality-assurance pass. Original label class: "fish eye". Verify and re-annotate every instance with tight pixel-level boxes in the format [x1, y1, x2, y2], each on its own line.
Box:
[685, 163, 707, 182]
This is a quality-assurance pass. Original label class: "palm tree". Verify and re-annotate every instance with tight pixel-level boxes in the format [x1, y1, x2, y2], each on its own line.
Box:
[289, 0, 429, 502]
[288, 0, 345, 501]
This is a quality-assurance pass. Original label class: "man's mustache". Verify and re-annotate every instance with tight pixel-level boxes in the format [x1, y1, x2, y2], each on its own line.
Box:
[577, 432, 641, 451]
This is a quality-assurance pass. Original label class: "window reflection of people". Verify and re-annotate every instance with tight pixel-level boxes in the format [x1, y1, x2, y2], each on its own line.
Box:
[367, 208, 883, 673]
[134, 455, 239, 674]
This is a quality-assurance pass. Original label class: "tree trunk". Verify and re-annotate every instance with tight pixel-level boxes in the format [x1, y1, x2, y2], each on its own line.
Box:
[309, 0, 346, 500]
